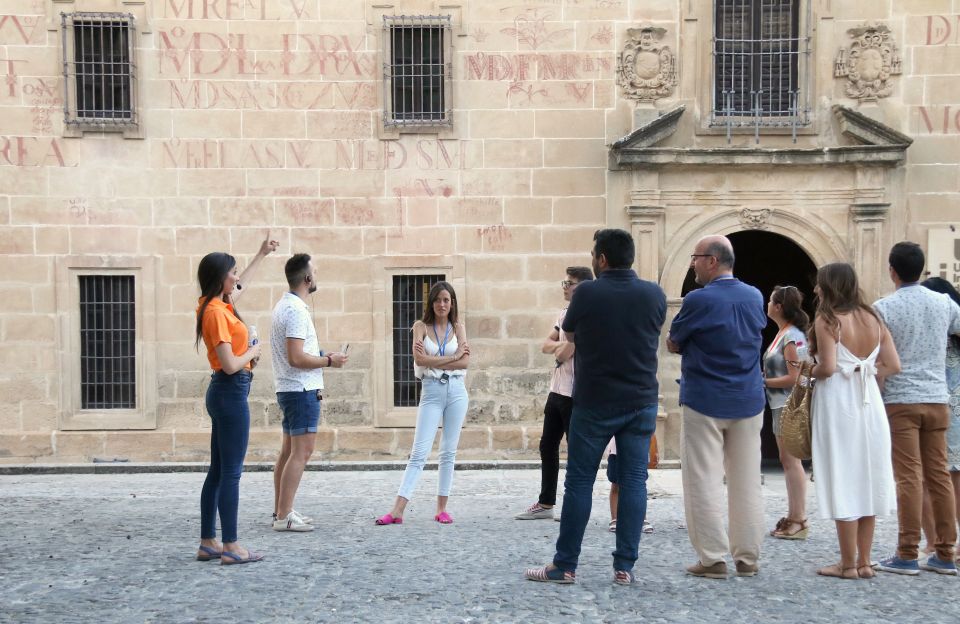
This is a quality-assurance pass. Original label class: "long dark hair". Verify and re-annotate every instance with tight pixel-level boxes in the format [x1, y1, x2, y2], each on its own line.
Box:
[771, 285, 809, 332]
[922, 277, 960, 350]
[421, 281, 458, 326]
[194, 252, 240, 350]
[809, 263, 880, 356]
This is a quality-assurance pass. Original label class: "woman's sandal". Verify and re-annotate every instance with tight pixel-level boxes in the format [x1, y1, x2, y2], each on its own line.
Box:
[857, 565, 876, 579]
[816, 563, 859, 579]
[771, 517, 808, 540]
[435, 511, 454, 524]
[375, 513, 403, 525]
[769, 517, 788, 536]
[221, 549, 264, 566]
[195, 545, 222, 562]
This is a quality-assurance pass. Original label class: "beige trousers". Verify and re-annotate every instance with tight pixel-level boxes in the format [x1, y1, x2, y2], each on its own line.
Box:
[681, 406, 765, 567]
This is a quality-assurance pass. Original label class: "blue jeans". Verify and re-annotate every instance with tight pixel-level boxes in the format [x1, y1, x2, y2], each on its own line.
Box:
[200, 370, 251, 543]
[398, 377, 469, 499]
[554, 403, 657, 573]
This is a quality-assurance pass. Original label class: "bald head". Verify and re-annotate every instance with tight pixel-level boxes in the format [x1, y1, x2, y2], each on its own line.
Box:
[691, 235, 735, 285]
[698, 235, 735, 269]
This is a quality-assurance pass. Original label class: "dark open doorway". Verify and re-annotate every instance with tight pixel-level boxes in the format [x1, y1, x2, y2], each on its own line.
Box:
[680, 230, 817, 464]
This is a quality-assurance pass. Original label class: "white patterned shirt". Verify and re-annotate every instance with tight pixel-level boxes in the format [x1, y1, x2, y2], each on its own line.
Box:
[874, 284, 960, 404]
[271, 292, 324, 392]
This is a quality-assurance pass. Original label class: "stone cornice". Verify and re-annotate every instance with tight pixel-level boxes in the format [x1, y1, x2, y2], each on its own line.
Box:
[609, 106, 911, 170]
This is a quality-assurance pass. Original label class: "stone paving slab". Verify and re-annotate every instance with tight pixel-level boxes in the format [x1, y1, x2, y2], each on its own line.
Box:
[0, 469, 955, 623]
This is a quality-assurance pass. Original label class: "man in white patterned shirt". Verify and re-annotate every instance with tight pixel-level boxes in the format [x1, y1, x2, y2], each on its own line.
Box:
[270, 254, 348, 532]
[874, 242, 960, 576]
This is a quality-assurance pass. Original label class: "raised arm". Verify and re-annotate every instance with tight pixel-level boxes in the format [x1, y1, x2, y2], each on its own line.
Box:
[232, 230, 279, 304]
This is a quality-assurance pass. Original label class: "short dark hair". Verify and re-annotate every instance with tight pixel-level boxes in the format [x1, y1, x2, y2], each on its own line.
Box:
[889, 241, 924, 283]
[705, 240, 735, 268]
[593, 229, 634, 269]
[285, 253, 312, 288]
[566, 266, 593, 283]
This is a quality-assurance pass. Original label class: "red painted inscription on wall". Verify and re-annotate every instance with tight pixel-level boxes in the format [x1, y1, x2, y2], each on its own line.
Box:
[163, 0, 312, 20]
[334, 139, 466, 171]
[916, 106, 960, 134]
[167, 80, 376, 110]
[0, 137, 72, 167]
[0, 15, 43, 45]
[465, 52, 612, 81]
[925, 15, 960, 45]
[158, 29, 376, 78]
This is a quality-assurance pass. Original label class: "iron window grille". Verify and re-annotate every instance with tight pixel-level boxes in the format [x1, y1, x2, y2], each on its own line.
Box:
[383, 15, 451, 128]
[393, 274, 445, 407]
[61, 12, 137, 127]
[79, 275, 137, 410]
[711, 0, 810, 141]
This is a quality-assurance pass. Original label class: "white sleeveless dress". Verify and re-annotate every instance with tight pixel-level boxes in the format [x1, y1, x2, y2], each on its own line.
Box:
[811, 332, 896, 520]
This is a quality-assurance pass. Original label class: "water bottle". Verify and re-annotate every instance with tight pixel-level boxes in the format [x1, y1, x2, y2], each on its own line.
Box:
[248, 324, 258, 347]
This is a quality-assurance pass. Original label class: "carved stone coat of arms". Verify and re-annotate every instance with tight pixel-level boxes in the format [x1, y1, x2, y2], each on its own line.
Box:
[834, 23, 902, 100]
[617, 26, 677, 103]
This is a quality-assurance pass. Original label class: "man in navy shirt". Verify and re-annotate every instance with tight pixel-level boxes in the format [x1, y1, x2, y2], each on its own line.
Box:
[667, 235, 766, 580]
[525, 228, 666, 585]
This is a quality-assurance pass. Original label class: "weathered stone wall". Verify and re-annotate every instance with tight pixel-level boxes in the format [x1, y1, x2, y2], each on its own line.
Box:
[0, 1, 957, 463]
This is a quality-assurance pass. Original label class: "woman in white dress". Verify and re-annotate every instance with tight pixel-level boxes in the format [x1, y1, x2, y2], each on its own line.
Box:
[810, 263, 901, 579]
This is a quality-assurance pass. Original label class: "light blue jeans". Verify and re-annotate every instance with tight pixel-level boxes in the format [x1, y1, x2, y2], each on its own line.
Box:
[398, 377, 469, 499]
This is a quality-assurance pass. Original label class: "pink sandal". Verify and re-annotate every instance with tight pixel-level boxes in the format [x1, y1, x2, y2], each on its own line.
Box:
[375, 513, 402, 525]
[435, 512, 454, 524]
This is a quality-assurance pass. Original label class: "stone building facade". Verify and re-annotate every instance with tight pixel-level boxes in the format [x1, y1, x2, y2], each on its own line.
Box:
[0, 0, 957, 464]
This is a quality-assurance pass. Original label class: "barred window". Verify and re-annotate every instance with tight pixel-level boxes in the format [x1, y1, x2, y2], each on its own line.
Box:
[383, 15, 451, 128]
[62, 12, 137, 127]
[80, 275, 136, 410]
[392, 274, 445, 407]
[712, 0, 809, 134]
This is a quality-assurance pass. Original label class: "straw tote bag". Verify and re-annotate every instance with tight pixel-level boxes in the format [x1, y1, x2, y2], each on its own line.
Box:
[780, 361, 813, 461]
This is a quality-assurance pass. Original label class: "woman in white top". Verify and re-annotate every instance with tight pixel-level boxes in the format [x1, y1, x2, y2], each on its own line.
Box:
[376, 281, 471, 525]
[810, 263, 900, 579]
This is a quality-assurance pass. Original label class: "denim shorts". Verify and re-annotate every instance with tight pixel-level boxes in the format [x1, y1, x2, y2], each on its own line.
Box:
[606, 453, 619, 484]
[277, 390, 321, 436]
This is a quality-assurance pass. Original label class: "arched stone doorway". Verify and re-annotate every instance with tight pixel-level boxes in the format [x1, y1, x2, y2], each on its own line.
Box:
[680, 231, 818, 463]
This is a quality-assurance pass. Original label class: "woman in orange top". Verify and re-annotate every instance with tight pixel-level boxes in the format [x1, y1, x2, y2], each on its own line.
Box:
[194, 232, 278, 565]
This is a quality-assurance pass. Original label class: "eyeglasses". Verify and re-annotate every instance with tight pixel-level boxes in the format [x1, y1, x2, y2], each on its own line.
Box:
[690, 254, 715, 260]
[561, 280, 578, 288]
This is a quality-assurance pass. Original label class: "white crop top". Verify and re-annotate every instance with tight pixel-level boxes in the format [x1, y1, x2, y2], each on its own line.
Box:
[414, 331, 466, 380]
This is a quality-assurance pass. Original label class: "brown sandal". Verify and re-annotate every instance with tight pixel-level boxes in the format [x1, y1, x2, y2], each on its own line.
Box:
[817, 563, 859, 579]
[857, 565, 875, 579]
[771, 517, 808, 540]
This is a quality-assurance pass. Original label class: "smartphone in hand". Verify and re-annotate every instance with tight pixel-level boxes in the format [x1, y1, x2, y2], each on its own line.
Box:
[340, 343, 350, 354]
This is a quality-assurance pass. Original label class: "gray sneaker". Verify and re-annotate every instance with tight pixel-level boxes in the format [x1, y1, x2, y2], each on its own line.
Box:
[515, 503, 554, 520]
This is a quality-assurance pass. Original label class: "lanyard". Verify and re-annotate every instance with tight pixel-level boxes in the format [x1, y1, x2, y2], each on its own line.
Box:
[433, 323, 452, 356]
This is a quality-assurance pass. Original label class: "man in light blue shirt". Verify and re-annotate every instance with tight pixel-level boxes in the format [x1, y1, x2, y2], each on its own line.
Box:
[667, 235, 767, 580]
[874, 241, 960, 576]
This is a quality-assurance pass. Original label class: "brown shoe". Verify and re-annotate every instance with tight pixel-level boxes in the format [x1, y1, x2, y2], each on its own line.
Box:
[686, 561, 728, 579]
[735, 560, 759, 577]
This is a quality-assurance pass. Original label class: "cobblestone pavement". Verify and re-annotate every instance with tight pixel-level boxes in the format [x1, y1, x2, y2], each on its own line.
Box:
[1, 468, 957, 623]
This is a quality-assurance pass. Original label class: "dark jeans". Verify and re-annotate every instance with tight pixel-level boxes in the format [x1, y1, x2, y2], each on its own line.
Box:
[200, 370, 252, 544]
[554, 403, 657, 573]
[539, 392, 573, 506]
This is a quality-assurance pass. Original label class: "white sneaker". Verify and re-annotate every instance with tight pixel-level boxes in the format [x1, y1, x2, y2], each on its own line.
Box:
[292, 510, 314, 524]
[273, 512, 314, 532]
[515, 503, 555, 520]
